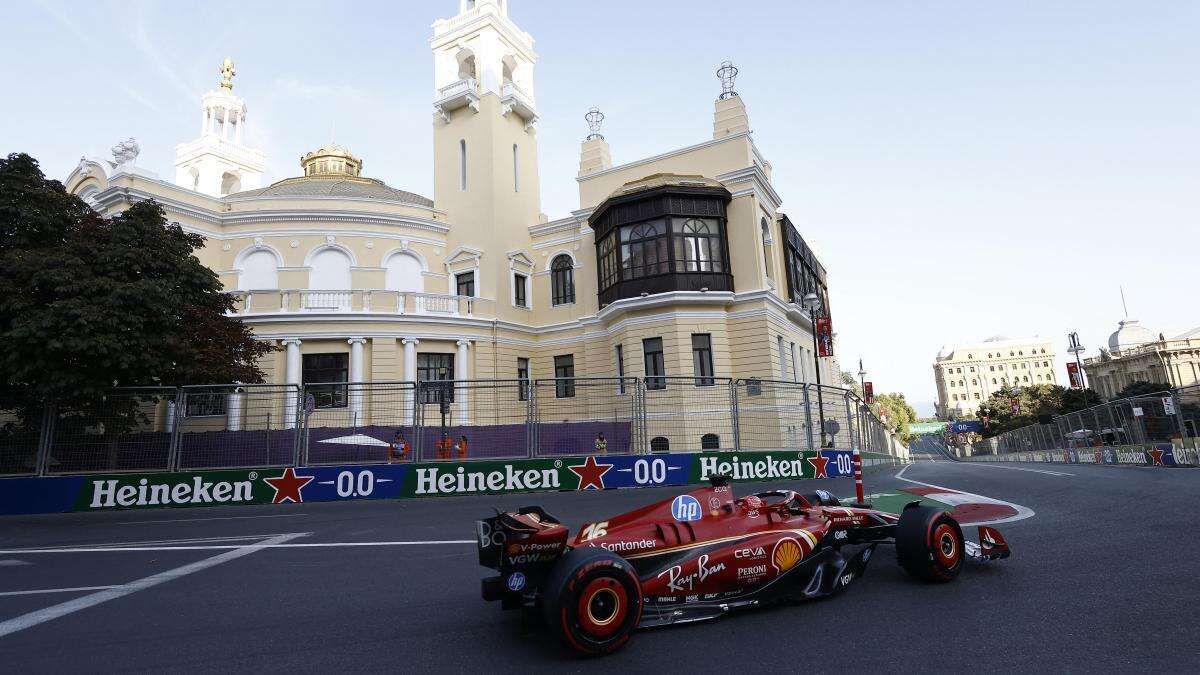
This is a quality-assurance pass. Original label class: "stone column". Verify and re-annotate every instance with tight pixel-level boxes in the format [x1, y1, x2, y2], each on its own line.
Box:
[235, 111, 244, 144]
[348, 338, 366, 427]
[403, 338, 419, 425]
[282, 338, 302, 428]
[456, 340, 470, 426]
[201, 107, 208, 135]
[221, 107, 230, 140]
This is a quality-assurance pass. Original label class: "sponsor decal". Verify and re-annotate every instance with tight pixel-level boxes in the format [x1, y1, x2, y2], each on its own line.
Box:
[839, 572, 854, 586]
[734, 546, 766, 559]
[580, 521, 608, 541]
[412, 463, 560, 495]
[568, 455, 613, 490]
[506, 552, 559, 565]
[507, 572, 526, 591]
[698, 454, 808, 481]
[600, 539, 656, 552]
[807, 454, 830, 479]
[88, 474, 256, 509]
[671, 495, 703, 522]
[772, 537, 803, 573]
[1148, 448, 1165, 466]
[657, 554, 726, 592]
[264, 467, 314, 504]
[737, 564, 768, 578]
[862, 547, 872, 562]
[708, 497, 720, 510]
[832, 529, 848, 540]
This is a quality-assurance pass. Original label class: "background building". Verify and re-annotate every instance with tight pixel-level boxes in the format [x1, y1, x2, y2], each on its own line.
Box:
[1083, 320, 1200, 398]
[933, 336, 1057, 419]
[60, 0, 842, 454]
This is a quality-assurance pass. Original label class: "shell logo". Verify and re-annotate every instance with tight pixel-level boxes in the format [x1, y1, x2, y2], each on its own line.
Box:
[771, 537, 803, 572]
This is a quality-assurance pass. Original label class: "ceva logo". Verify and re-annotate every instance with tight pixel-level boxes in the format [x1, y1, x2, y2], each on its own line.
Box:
[671, 495, 702, 522]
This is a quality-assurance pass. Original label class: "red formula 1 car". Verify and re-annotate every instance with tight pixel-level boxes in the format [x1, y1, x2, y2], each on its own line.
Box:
[477, 476, 1010, 656]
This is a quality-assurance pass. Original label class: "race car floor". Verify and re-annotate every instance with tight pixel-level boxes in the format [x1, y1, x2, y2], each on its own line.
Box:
[1, 460, 1198, 673]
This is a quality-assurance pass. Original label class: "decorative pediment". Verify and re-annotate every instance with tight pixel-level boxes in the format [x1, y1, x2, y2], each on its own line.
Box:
[506, 250, 534, 271]
[444, 245, 483, 272]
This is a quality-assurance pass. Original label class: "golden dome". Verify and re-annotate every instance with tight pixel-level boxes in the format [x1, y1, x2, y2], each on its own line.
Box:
[300, 144, 362, 177]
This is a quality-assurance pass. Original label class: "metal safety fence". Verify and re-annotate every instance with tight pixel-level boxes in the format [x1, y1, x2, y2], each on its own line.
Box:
[964, 384, 1200, 465]
[1, 377, 908, 476]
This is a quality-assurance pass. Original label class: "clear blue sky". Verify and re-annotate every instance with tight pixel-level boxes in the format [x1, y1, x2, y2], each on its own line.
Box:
[5, 1, 1198, 415]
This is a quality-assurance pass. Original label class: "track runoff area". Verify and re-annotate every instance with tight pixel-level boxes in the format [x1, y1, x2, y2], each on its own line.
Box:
[3, 460, 1199, 672]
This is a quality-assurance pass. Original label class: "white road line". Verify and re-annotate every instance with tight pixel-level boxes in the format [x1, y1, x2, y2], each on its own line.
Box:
[0, 586, 118, 597]
[894, 465, 1036, 525]
[114, 513, 308, 525]
[0, 532, 306, 639]
[947, 462, 1074, 476]
[0, 539, 476, 555]
[10, 533, 301, 551]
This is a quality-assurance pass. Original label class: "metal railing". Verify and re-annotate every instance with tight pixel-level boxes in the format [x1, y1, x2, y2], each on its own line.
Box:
[1, 378, 909, 476]
[962, 384, 1200, 464]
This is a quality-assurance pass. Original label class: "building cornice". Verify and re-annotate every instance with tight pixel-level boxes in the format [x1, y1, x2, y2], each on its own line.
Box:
[716, 165, 782, 210]
[575, 131, 753, 184]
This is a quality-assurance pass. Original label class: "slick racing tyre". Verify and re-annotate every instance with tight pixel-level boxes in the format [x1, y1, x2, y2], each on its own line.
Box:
[896, 506, 964, 582]
[542, 547, 643, 656]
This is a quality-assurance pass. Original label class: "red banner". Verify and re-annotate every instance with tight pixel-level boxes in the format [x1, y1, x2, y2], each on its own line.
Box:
[815, 316, 833, 357]
[863, 381, 874, 404]
[1066, 362, 1082, 389]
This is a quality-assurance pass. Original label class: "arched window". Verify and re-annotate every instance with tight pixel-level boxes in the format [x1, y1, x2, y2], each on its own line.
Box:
[385, 252, 423, 294]
[673, 218, 722, 272]
[650, 436, 670, 454]
[459, 140, 467, 191]
[551, 255, 575, 305]
[456, 51, 476, 81]
[310, 248, 351, 289]
[620, 220, 668, 279]
[760, 217, 773, 278]
[701, 433, 720, 450]
[239, 250, 278, 290]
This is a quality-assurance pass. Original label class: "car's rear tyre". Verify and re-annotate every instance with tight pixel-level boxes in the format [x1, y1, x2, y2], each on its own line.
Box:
[541, 547, 643, 656]
[896, 506, 963, 582]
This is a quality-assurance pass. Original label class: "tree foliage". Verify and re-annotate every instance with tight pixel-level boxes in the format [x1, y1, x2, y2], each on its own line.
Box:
[1111, 380, 1173, 401]
[874, 392, 917, 443]
[839, 370, 863, 398]
[976, 384, 1102, 437]
[0, 153, 274, 415]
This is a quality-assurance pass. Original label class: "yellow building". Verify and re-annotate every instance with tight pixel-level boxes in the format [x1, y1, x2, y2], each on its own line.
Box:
[933, 336, 1057, 419]
[63, 0, 841, 454]
[1083, 321, 1200, 399]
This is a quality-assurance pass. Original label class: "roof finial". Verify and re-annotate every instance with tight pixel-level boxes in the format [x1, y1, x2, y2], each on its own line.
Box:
[585, 107, 605, 141]
[219, 57, 236, 90]
[717, 60, 738, 100]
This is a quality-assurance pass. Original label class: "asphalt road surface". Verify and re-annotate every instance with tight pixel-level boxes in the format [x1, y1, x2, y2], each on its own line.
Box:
[2, 459, 1198, 673]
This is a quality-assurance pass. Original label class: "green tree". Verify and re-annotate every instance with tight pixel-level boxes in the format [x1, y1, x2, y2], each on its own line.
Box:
[976, 384, 1102, 437]
[874, 392, 918, 443]
[0, 152, 274, 415]
[839, 370, 863, 398]
[1112, 380, 1173, 401]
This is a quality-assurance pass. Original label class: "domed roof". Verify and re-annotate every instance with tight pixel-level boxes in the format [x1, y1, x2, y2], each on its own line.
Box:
[1108, 319, 1156, 353]
[301, 143, 363, 178]
[227, 176, 432, 206]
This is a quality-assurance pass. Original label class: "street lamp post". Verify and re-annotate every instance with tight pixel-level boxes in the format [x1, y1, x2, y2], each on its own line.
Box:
[857, 359, 866, 397]
[801, 292, 827, 448]
[1067, 332, 1087, 389]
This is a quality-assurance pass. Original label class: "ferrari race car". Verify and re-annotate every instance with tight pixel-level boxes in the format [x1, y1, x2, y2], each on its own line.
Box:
[477, 476, 1010, 656]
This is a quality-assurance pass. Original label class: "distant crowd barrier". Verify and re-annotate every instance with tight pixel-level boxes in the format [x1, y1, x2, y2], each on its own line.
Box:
[0, 449, 906, 516]
[0, 378, 909, 478]
[958, 442, 1199, 468]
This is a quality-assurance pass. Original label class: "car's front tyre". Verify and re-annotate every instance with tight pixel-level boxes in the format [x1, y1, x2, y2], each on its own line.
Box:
[896, 505, 964, 582]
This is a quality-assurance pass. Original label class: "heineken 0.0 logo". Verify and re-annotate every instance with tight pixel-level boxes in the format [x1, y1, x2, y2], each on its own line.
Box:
[88, 475, 256, 509]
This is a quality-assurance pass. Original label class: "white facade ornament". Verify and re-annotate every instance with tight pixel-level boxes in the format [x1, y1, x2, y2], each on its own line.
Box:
[290, 240, 300, 248]
[365, 240, 375, 249]
[111, 138, 140, 166]
[325, 234, 336, 244]
[222, 243, 232, 251]
[253, 236, 264, 248]
[77, 157, 92, 177]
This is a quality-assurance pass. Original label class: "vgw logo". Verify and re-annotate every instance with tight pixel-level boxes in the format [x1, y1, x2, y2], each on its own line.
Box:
[671, 495, 702, 522]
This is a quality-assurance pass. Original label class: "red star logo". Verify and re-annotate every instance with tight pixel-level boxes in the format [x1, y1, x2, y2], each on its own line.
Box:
[568, 456, 613, 491]
[264, 467, 314, 504]
[807, 454, 830, 479]
[1148, 448, 1164, 466]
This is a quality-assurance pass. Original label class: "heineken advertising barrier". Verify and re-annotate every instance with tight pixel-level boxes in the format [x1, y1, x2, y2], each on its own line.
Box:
[964, 443, 1199, 468]
[0, 449, 898, 515]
